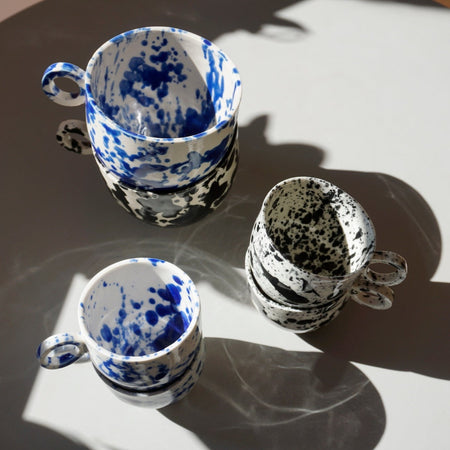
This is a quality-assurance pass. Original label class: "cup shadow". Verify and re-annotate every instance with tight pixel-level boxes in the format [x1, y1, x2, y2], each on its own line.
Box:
[2, 0, 449, 448]
[160, 337, 386, 450]
[1, 5, 306, 447]
[227, 116, 450, 381]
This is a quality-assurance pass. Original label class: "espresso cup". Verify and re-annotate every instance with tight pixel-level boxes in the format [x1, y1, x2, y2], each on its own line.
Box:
[248, 177, 407, 310]
[37, 258, 202, 394]
[42, 27, 241, 191]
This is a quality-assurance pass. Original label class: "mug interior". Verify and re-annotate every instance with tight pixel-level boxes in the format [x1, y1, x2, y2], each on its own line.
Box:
[87, 27, 240, 139]
[80, 258, 199, 357]
[263, 177, 375, 277]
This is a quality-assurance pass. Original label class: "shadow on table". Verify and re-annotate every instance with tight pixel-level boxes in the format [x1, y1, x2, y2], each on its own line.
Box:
[2, 0, 449, 448]
[9, 112, 448, 449]
[1, 2, 305, 449]
[233, 116, 450, 382]
[160, 337, 385, 450]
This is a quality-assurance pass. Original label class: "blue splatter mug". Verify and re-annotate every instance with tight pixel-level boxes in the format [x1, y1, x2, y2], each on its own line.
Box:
[41, 27, 241, 191]
[37, 258, 202, 393]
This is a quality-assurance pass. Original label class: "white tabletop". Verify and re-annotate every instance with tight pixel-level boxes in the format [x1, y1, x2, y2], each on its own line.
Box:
[1, 0, 449, 449]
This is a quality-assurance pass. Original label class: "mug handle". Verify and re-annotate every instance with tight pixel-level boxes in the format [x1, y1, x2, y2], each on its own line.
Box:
[364, 250, 408, 286]
[56, 119, 92, 155]
[350, 277, 395, 310]
[350, 250, 407, 310]
[42, 62, 86, 107]
[37, 333, 88, 369]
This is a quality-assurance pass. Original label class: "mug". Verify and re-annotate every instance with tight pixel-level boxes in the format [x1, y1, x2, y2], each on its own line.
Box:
[42, 26, 241, 191]
[248, 177, 407, 310]
[37, 258, 202, 393]
[55, 119, 239, 227]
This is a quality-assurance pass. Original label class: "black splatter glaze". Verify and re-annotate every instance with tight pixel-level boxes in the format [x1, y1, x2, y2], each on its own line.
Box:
[97, 136, 239, 227]
[250, 250, 311, 304]
[266, 180, 352, 277]
[245, 253, 349, 333]
[248, 177, 378, 307]
[249, 247, 345, 309]
[56, 119, 92, 155]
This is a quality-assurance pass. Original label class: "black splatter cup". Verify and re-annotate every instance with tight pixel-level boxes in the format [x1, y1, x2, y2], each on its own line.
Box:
[248, 177, 407, 310]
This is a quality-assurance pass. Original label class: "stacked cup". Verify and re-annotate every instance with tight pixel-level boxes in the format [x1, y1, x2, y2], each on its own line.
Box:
[245, 177, 408, 333]
[37, 258, 204, 408]
[42, 27, 242, 226]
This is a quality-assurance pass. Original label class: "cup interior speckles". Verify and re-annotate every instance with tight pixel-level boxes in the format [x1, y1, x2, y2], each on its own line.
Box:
[263, 177, 375, 277]
[80, 259, 197, 357]
[250, 177, 375, 306]
[37, 258, 202, 393]
[42, 27, 242, 190]
[87, 29, 229, 138]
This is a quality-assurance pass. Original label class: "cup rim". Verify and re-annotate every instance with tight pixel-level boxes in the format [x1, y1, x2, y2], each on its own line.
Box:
[84, 26, 242, 143]
[258, 176, 376, 282]
[77, 257, 201, 363]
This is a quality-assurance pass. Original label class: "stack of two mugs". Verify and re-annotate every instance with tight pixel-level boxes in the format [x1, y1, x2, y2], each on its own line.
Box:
[37, 258, 204, 408]
[42, 27, 242, 227]
[245, 177, 408, 333]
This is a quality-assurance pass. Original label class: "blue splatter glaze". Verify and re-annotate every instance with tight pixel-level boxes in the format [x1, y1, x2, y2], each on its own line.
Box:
[145, 310, 159, 325]
[131, 300, 141, 309]
[112, 49, 215, 138]
[101, 324, 113, 342]
[99, 94, 120, 119]
[58, 352, 79, 367]
[157, 283, 182, 304]
[41, 28, 241, 188]
[86, 259, 197, 376]
[153, 311, 190, 352]
[77, 27, 241, 190]
[155, 303, 176, 317]
[173, 275, 183, 285]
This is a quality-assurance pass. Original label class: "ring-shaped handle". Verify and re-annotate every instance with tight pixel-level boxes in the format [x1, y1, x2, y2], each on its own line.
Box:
[350, 277, 395, 310]
[56, 119, 92, 155]
[37, 333, 88, 369]
[364, 250, 407, 287]
[42, 62, 86, 107]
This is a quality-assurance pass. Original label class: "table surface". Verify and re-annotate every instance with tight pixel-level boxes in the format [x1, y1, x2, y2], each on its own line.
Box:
[1, 1, 449, 449]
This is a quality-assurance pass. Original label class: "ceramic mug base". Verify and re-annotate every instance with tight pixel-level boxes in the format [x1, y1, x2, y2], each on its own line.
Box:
[245, 250, 348, 333]
[97, 134, 239, 227]
[94, 340, 205, 408]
